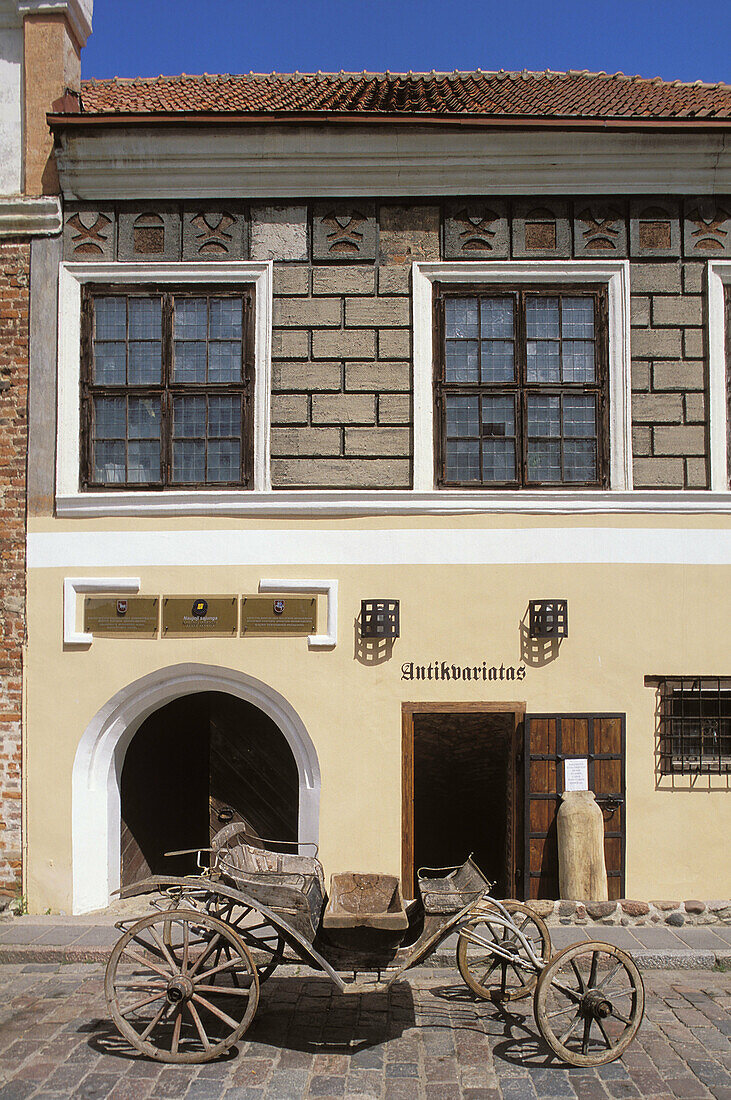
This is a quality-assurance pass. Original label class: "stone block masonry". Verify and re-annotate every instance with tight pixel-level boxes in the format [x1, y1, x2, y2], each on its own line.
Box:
[629, 259, 708, 489]
[0, 240, 28, 896]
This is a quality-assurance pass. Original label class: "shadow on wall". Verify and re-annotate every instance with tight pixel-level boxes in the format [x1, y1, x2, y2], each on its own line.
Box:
[354, 615, 395, 665]
[519, 612, 562, 668]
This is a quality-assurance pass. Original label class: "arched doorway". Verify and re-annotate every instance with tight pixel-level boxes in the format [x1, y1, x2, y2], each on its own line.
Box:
[71, 664, 320, 914]
[120, 692, 299, 885]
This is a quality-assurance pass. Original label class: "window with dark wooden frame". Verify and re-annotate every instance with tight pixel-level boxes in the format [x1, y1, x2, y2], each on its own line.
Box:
[80, 285, 255, 489]
[434, 284, 609, 488]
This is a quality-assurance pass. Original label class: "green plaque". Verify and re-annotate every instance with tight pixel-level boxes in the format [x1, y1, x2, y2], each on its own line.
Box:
[84, 597, 159, 636]
[241, 596, 316, 636]
[163, 596, 238, 637]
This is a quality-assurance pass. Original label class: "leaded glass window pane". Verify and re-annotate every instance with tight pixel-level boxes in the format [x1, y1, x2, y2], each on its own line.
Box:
[445, 439, 481, 481]
[445, 339, 479, 383]
[94, 342, 126, 385]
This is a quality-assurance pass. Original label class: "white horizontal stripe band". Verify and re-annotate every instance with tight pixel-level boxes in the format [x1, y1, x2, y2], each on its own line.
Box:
[27, 528, 731, 569]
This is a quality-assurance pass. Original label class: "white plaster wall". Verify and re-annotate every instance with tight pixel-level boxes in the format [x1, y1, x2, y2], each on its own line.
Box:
[0, 4, 23, 196]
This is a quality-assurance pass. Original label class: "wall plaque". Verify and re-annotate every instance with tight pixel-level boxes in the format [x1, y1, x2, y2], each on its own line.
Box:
[84, 597, 159, 636]
[163, 596, 238, 637]
[241, 596, 316, 636]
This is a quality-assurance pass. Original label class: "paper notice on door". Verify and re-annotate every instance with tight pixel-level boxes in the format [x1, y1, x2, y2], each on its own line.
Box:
[564, 757, 589, 791]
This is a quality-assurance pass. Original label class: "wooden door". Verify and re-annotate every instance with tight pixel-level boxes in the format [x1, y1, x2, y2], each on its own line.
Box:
[524, 714, 625, 900]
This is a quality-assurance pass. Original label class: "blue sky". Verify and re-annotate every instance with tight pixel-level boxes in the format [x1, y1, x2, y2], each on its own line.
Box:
[82, 0, 730, 85]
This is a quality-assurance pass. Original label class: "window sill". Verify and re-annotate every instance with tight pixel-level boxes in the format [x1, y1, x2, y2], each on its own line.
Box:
[55, 488, 731, 518]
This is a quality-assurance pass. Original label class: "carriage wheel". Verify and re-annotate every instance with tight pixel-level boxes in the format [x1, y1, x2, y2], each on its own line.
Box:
[204, 897, 286, 983]
[534, 941, 644, 1067]
[457, 901, 551, 1002]
[105, 909, 260, 1064]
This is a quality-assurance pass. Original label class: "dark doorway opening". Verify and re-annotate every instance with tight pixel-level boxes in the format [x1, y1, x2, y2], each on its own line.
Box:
[404, 708, 520, 899]
[120, 691, 299, 887]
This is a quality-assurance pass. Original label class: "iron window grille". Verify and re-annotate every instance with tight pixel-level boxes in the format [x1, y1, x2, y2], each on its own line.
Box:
[433, 284, 609, 488]
[80, 285, 255, 489]
[658, 678, 731, 774]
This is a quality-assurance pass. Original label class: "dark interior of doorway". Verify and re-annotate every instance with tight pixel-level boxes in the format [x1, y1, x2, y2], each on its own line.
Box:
[413, 712, 515, 898]
[120, 691, 299, 886]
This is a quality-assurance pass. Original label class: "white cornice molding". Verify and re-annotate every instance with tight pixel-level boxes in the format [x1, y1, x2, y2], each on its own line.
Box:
[54, 489, 731, 517]
[0, 196, 61, 237]
[54, 126, 731, 200]
[18, 0, 93, 47]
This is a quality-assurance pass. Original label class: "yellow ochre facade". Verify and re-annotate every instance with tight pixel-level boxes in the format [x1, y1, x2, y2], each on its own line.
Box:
[25, 510, 731, 913]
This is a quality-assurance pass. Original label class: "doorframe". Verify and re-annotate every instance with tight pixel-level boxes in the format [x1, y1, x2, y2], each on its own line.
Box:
[401, 701, 526, 899]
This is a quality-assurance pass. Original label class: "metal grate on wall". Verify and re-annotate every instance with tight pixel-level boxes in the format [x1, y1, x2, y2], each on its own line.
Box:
[659, 678, 731, 774]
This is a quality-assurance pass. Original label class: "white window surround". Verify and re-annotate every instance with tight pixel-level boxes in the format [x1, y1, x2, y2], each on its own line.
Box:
[56, 260, 273, 500]
[412, 260, 633, 493]
[708, 261, 731, 492]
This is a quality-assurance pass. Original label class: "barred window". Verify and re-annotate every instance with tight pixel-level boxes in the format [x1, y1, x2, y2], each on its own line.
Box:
[434, 285, 609, 488]
[81, 286, 254, 489]
[658, 678, 731, 774]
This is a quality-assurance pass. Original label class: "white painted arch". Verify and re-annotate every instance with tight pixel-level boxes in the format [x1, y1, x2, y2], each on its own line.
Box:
[71, 663, 321, 914]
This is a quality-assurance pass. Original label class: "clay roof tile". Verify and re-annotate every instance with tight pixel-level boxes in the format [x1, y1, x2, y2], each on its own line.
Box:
[69, 69, 731, 120]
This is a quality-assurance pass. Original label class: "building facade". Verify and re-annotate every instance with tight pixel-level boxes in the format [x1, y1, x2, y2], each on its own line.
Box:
[0, 0, 91, 900]
[18, 69, 731, 913]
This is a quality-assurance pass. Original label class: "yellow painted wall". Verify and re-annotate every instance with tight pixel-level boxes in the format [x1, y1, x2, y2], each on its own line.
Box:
[24, 512, 731, 912]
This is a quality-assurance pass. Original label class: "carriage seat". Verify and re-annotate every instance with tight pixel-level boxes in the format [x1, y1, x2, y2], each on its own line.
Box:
[211, 824, 326, 942]
[322, 872, 408, 931]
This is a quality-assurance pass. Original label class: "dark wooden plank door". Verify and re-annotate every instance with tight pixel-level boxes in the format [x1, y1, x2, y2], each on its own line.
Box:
[524, 714, 625, 900]
[208, 693, 299, 844]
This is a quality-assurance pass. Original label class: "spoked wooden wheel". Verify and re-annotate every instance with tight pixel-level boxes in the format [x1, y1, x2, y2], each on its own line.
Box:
[534, 941, 644, 1066]
[204, 897, 285, 983]
[105, 909, 260, 1064]
[457, 901, 551, 1002]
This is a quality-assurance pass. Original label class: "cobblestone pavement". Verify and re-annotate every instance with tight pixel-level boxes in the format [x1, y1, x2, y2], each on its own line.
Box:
[0, 963, 728, 1099]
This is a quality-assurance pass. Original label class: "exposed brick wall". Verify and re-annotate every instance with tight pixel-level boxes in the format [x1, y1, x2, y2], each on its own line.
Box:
[0, 239, 29, 895]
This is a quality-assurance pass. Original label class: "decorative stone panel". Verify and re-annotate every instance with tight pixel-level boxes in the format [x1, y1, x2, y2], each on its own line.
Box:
[683, 196, 731, 258]
[629, 199, 680, 258]
[182, 204, 247, 261]
[443, 200, 509, 259]
[512, 199, 571, 258]
[250, 205, 308, 261]
[312, 202, 376, 261]
[573, 200, 627, 257]
[63, 205, 116, 260]
[118, 205, 181, 261]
